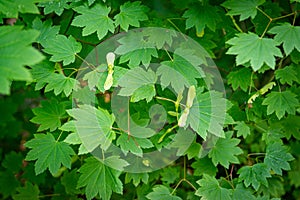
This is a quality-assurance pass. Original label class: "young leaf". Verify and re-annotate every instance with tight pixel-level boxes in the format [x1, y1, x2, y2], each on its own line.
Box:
[114, 1, 149, 31]
[262, 91, 299, 120]
[30, 100, 66, 132]
[67, 105, 115, 152]
[183, 4, 221, 35]
[269, 23, 300, 55]
[25, 133, 75, 175]
[208, 132, 243, 168]
[43, 35, 82, 66]
[195, 174, 231, 200]
[222, 0, 265, 20]
[12, 182, 39, 200]
[118, 67, 157, 102]
[0, 26, 44, 95]
[72, 4, 114, 40]
[77, 157, 123, 200]
[264, 142, 294, 175]
[178, 85, 196, 127]
[238, 163, 271, 191]
[234, 121, 251, 138]
[227, 68, 254, 92]
[226, 32, 282, 71]
[146, 185, 182, 200]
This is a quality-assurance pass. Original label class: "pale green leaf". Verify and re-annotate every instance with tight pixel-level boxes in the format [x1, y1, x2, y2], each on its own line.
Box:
[25, 133, 75, 175]
[0, 26, 44, 95]
[262, 91, 299, 119]
[275, 65, 298, 85]
[169, 129, 195, 156]
[77, 157, 123, 200]
[269, 23, 300, 55]
[114, 1, 148, 31]
[234, 121, 251, 138]
[226, 32, 282, 71]
[32, 18, 60, 46]
[125, 172, 149, 187]
[44, 73, 78, 97]
[117, 133, 153, 156]
[146, 185, 182, 200]
[72, 4, 114, 40]
[38, 0, 71, 16]
[0, 0, 44, 18]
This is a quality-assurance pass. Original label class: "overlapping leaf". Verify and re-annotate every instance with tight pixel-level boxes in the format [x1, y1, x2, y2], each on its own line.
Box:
[25, 133, 75, 175]
[146, 185, 182, 200]
[72, 4, 114, 40]
[0, 0, 45, 18]
[234, 121, 251, 138]
[226, 32, 282, 71]
[12, 182, 40, 200]
[269, 23, 300, 55]
[31, 100, 66, 132]
[77, 157, 123, 200]
[262, 91, 299, 119]
[222, 0, 265, 20]
[227, 68, 254, 92]
[0, 26, 44, 95]
[114, 1, 149, 31]
[32, 18, 60, 46]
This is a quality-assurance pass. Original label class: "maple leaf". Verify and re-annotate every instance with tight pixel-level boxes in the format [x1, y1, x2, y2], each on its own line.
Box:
[118, 67, 157, 102]
[157, 54, 204, 94]
[72, 4, 114, 40]
[227, 68, 254, 92]
[0, 171, 19, 198]
[232, 184, 256, 200]
[275, 65, 298, 85]
[44, 73, 78, 97]
[77, 157, 123, 200]
[208, 132, 243, 168]
[191, 156, 218, 176]
[195, 174, 231, 200]
[146, 185, 182, 200]
[269, 23, 300, 55]
[222, 0, 265, 21]
[32, 18, 60, 46]
[186, 88, 231, 139]
[169, 129, 195, 156]
[114, 1, 149, 31]
[38, 0, 72, 16]
[226, 32, 282, 71]
[183, 4, 221, 35]
[262, 90, 299, 119]
[234, 121, 251, 138]
[238, 163, 271, 191]
[25, 133, 75, 175]
[61, 170, 81, 195]
[12, 182, 40, 200]
[288, 159, 300, 188]
[43, 35, 82, 66]
[2, 151, 23, 173]
[125, 172, 149, 187]
[30, 100, 66, 132]
[264, 142, 294, 175]
[30, 60, 55, 90]
[0, 0, 44, 18]
[0, 26, 44, 95]
[161, 166, 180, 184]
[67, 105, 115, 152]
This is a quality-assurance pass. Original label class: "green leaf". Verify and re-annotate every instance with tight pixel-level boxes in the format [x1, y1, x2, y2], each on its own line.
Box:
[226, 32, 282, 71]
[0, 0, 44, 18]
[61, 170, 81, 195]
[238, 163, 271, 191]
[12, 182, 39, 200]
[269, 23, 300, 55]
[208, 132, 243, 168]
[67, 105, 115, 152]
[125, 172, 149, 187]
[38, 0, 71, 16]
[232, 184, 256, 200]
[191, 156, 217, 176]
[77, 157, 123, 200]
[25, 133, 75, 175]
[169, 129, 195, 156]
[30, 100, 66, 132]
[234, 121, 251, 138]
[1, 151, 23, 173]
[114, 1, 148, 31]
[264, 142, 294, 175]
[222, 0, 265, 20]
[275, 65, 298, 85]
[43, 35, 82, 66]
[0, 26, 44, 95]
[288, 158, 300, 187]
[262, 91, 299, 120]
[30, 60, 55, 90]
[157, 54, 203, 94]
[227, 68, 254, 92]
[0, 171, 19, 198]
[183, 4, 221, 35]
[44, 73, 78, 97]
[72, 4, 114, 40]
[161, 166, 180, 184]
[146, 185, 182, 200]
[195, 174, 231, 200]
[186, 89, 231, 139]
[32, 18, 60, 47]
[117, 133, 153, 156]
[118, 67, 157, 102]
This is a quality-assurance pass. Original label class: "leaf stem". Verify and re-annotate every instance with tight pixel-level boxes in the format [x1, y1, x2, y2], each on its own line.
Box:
[56, 130, 64, 142]
[247, 152, 266, 157]
[39, 193, 61, 198]
[229, 15, 243, 33]
[155, 96, 185, 107]
[75, 54, 96, 69]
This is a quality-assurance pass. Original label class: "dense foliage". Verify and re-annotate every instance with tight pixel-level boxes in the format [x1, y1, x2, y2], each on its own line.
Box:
[0, 0, 300, 199]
